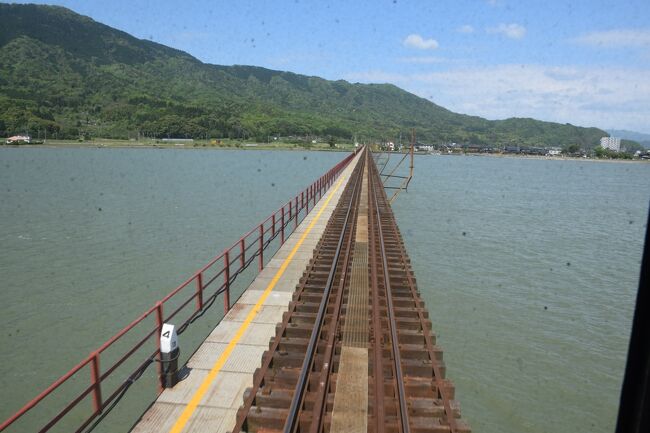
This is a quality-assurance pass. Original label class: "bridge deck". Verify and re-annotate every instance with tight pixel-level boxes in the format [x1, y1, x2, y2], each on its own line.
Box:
[131, 152, 363, 433]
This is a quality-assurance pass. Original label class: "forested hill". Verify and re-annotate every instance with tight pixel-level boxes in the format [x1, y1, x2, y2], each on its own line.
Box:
[0, 4, 609, 147]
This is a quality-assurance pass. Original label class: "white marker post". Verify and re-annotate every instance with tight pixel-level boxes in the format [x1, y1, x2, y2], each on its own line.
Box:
[160, 323, 180, 388]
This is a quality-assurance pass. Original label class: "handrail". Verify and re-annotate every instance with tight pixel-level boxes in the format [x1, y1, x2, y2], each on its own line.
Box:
[0, 149, 357, 433]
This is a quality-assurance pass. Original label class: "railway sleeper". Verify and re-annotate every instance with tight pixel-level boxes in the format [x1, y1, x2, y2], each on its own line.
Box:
[292, 292, 332, 304]
[304, 263, 337, 273]
[394, 316, 433, 330]
[287, 300, 322, 313]
[401, 358, 447, 378]
[254, 367, 323, 391]
[403, 377, 455, 399]
[392, 297, 424, 309]
[367, 416, 403, 433]
[270, 351, 325, 369]
[240, 406, 289, 433]
[365, 395, 401, 417]
[243, 402, 329, 433]
[376, 344, 435, 360]
[295, 283, 331, 294]
[278, 323, 334, 339]
[393, 306, 430, 319]
[405, 397, 461, 418]
[282, 310, 318, 324]
[383, 317, 431, 331]
[243, 387, 324, 412]
[408, 416, 453, 433]
[399, 344, 443, 361]
[398, 329, 436, 345]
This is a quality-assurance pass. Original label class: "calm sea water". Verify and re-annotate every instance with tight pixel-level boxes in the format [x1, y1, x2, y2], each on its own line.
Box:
[391, 154, 649, 433]
[0, 147, 345, 432]
[0, 149, 648, 433]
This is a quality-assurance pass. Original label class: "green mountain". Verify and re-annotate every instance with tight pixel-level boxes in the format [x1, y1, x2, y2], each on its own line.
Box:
[0, 4, 611, 148]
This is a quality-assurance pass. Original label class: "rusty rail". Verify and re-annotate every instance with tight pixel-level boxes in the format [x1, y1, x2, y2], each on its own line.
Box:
[369, 156, 410, 433]
[283, 150, 363, 433]
[0, 150, 357, 433]
[232, 148, 469, 433]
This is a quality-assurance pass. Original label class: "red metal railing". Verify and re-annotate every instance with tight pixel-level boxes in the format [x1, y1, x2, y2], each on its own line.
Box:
[0, 150, 357, 433]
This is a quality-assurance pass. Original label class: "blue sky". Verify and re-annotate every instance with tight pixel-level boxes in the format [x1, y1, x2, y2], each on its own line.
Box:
[9, 0, 650, 132]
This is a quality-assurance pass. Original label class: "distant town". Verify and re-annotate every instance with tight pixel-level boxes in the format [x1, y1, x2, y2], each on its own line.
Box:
[379, 136, 649, 160]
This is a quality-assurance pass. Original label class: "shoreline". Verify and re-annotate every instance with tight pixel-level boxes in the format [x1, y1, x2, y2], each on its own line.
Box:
[2, 141, 647, 164]
[424, 151, 650, 164]
[0, 139, 354, 152]
[473, 152, 648, 164]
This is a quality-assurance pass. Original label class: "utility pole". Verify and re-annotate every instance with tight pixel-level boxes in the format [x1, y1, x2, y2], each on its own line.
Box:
[409, 129, 415, 181]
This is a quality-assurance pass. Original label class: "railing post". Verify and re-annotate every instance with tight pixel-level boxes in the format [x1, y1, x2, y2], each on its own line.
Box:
[195, 272, 203, 311]
[295, 196, 299, 229]
[272, 214, 276, 238]
[289, 201, 293, 228]
[224, 251, 230, 313]
[90, 352, 102, 414]
[240, 238, 245, 268]
[258, 224, 264, 271]
[281, 206, 285, 244]
[155, 301, 164, 391]
[306, 187, 310, 213]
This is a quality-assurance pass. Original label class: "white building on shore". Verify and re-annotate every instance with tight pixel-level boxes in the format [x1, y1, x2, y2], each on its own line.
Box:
[600, 136, 621, 152]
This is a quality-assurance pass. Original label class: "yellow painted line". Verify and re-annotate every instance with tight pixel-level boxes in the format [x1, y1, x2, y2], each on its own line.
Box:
[168, 164, 353, 433]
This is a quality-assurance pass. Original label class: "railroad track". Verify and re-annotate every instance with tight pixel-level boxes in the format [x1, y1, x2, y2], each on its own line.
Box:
[231, 148, 470, 433]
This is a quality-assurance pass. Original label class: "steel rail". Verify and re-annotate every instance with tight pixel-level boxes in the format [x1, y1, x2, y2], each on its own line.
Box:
[230, 151, 363, 433]
[376, 174, 459, 433]
[369, 155, 411, 433]
[283, 152, 364, 433]
[368, 150, 387, 433]
[229, 223, 333, 433]
[307, 151, 366, 433]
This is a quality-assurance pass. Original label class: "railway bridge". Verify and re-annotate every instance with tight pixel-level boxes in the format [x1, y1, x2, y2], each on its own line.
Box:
[1, 147, 470, 433]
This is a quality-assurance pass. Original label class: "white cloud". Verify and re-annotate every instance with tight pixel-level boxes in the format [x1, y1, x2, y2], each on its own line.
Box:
[458, 25, 475, 34]
[487, 23, 526, 39]
[572, 29, 650, 48]
[403, 34, 439, 50]
[344, 64, 650, 132]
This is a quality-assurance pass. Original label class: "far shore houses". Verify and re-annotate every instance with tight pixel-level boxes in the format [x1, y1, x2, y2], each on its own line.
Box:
[5, 135, 31, 144]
